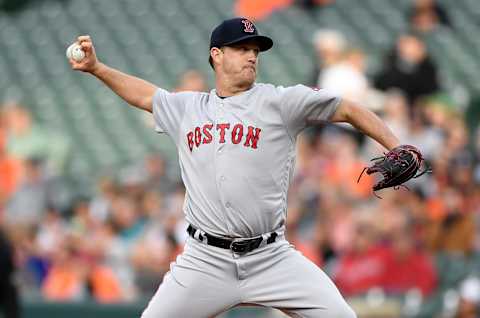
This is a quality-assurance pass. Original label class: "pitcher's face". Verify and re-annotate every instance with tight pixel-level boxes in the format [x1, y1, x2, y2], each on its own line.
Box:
[217, 41, 260, 87]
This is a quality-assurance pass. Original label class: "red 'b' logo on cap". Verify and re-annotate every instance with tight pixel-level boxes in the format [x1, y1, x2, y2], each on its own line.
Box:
[242, 19, 255, 33]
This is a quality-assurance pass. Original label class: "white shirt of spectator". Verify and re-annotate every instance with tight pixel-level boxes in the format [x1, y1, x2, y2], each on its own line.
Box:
[319, 63, 368, 102]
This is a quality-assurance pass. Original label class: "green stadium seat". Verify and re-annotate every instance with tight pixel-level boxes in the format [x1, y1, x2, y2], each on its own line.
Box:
[0, 0, 479, 177]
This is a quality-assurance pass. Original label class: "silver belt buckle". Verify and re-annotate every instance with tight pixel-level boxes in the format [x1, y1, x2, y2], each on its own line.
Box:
[230, 238, 254, 254]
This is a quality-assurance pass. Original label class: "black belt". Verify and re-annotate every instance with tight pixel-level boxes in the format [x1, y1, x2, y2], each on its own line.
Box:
[187, 224, 278, 254]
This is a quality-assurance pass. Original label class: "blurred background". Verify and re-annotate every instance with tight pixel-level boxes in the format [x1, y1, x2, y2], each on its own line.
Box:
[1, 0, 480, 317]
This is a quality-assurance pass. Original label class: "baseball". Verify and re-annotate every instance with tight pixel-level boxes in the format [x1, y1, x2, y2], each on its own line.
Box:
[66, 43, 85, 62]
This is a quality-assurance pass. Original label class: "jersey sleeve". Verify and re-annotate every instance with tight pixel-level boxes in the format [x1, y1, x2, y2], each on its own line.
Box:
[151, 88, 189, 141]
[278, 84, 341, 136]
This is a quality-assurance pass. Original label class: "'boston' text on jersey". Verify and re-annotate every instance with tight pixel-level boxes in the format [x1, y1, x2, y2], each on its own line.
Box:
[186, 123, 262, 152]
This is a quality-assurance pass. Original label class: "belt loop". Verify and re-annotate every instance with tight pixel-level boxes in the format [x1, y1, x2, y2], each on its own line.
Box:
[194, 228, 207, 243]
[201, 230, 208, 244]
[259, 233, 269, 248]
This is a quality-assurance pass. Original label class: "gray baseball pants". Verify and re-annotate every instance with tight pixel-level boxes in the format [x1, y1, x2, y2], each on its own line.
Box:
[141, 236, 356, 318]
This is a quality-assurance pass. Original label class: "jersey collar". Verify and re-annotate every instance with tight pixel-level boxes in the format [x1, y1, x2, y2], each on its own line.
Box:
[211, 83, 258, 102]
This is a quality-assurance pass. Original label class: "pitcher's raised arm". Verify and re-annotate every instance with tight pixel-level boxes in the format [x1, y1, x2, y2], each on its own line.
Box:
[68, 35, 157, 113]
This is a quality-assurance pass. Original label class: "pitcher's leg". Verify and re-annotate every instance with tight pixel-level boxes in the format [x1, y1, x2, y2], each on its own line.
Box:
[141, 239, 240, 318]
[141, 271, 235, 318]
[243, 244, 356, 318]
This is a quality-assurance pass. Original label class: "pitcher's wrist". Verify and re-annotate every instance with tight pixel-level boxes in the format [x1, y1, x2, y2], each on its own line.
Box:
[91, 62, 106, 77]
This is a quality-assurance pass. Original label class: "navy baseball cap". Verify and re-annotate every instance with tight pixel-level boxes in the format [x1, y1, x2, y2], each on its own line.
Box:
[209, 17, 273, 67]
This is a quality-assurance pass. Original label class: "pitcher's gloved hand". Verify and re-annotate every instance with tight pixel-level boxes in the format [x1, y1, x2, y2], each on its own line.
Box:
[358, 144, 431, 197]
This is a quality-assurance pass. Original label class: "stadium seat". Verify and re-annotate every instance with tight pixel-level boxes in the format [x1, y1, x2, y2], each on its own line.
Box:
[1, 0, 479, 178]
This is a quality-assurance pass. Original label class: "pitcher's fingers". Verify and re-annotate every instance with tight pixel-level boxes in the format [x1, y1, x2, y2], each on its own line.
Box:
[68, 58, 79, 66]
[69, 58, 84, 67]
[71, 62, 85, 71]
[77, 35, 91, 44]
[80, 41, 92, 51]
[69, 60, 79, 68]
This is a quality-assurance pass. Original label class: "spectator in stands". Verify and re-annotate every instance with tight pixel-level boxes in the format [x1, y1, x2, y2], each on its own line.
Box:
[421, 95, 458, 131]
[381, 90, 411, 140]
[443, 120, 475, 189]
[11, 223, 48, 292]
[42, 242, 87, 301]
[382, 225, 437, 296]
[318, 48, 370, 103]
[109, 196, 146, 244]
[474, 127, 480, 185]
[69, 197, 95, 239]
[235, 0, 294, 21]
[406, 106, 443, 162]
[35, 208, 67, 262]
[62, 196, 124, 303]
[319, 133, 374, 198]
[143, 153, 176, 194]
[3, 102, 70, 176]
[425, 187, 475, 255]
[139, 190, 183, 260]
[456, 276, 480, 318]
[374, 34, 440, 107]
[333, 219, 387, 296]
[297, 0, 335, 11]
[425, 114, 474, 192]
[285, 200, 323, 267]
[88, 264, 123, 303]
[408, 0, 451, 34]
[118, 164, 148, 204]
[174, 70, 208, 92]
[0, 227, 19, 318]
[97, 197, 145, 300]
[0, 110, 22, 203]
[130, 213, 176, 295]
[309, 29, 346, 87]
[89, 176, 118, 223]
[316, 198, 355, 268]
[5, 157, 51, 226]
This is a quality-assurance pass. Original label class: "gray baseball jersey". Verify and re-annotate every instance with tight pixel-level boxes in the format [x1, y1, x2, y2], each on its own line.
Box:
[152, 83, 341, 238]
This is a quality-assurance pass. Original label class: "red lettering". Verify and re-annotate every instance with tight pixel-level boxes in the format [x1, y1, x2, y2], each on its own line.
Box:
[244, 126, 261, 149]
[194, 127, 201, 147]
[202, 124, 213, 144]
[187, 132, 194, 151]
[216, 123, 230, 143]
[231, 124, 243, 144]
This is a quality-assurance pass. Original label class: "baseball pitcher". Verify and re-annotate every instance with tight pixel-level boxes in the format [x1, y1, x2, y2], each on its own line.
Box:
[69, 17, 425, 318]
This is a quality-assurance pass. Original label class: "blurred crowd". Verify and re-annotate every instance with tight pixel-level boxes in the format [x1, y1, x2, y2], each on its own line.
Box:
[0, 102, 185, 303]
[301, 2, 480, 316]
[0, 0, 480, 317]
